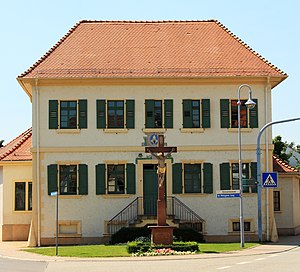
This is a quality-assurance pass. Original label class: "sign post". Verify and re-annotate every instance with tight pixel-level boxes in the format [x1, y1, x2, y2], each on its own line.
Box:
[51, 191, 58, 256]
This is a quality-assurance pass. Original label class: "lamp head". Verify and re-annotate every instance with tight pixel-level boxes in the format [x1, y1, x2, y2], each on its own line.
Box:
[245, 98, 256, 110]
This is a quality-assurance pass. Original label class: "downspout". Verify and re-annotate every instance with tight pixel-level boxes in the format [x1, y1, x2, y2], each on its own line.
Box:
[265, 77, 270, 241]
[35, 78, 41, 247]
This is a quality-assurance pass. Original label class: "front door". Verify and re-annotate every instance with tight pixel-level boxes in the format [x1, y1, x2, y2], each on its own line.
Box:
[143, 164, 158, 216]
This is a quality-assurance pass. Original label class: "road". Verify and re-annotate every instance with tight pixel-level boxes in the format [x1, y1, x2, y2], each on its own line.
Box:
[1, 246, 299, 272]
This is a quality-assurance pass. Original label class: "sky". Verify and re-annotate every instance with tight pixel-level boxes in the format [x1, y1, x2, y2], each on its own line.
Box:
[1, 0, 299, 145]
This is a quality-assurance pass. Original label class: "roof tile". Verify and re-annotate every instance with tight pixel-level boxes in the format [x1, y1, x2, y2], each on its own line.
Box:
[273, 155, 299, 173]
[19, 20, 287, 79]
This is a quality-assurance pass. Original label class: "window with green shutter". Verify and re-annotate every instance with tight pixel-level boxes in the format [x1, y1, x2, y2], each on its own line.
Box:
[126, 100, 135, 129]
[220, 163, 230, 190]
[59, 165, 77, 195]
[164, 99, 173, 128]
[47, 164, 58, 195]
[183, 100, 193, 128]
[202, 99, 211, 128]
[78, 100, 88, 129]
[49, 100, 58, 129]
[172, 163, 182, 194]
[203, 163, 213, 193]
[79, 164, 88, 195]
[96, 100, 106, 129]
[126, 163, 136, 194]
[184, 164, 201, 193]
[220, 99, 230, 128]
[220, 98, 258, 129]
[250, 162, 258, 193]
[60, 101, 77, 129]
[96, 164, 106, 195]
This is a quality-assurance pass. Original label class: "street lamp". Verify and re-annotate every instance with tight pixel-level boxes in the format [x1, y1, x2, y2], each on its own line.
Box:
[237, 84, 256, 248]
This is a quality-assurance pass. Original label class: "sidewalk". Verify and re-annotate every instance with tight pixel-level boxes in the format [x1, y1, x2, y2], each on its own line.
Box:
[0, 235, 299, 262]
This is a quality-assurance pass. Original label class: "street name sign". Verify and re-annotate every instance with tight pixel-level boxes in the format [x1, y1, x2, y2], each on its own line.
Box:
[216, 190, 240, 198]
[262, 172, 278, 188]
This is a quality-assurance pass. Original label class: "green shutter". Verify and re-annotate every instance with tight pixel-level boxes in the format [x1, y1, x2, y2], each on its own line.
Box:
[145, 100, 155, 128]
[126, 163, 136, 194]
[126, 100, 135, 129]
[250, 99, 258, 128]
[220, 99, 230, 128]
[47, 164, 58, 195]
[172, 163, 182, 194]
[49, 100, 58, 129]
[96, 100, 106, 129]
[183, 100, 192, 128]
[203, 163, 213, 193]
[220, 163, 230, 190]
[96, 164, 106, 195]
[79, 164, 88, 195]
[78, 100, 88, 129]
[202, 99, 211, 128]
[164, 99, 173, 128]
[251, 162, 258, 193]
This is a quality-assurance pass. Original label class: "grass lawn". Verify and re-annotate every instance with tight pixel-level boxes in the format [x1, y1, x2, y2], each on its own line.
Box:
[24, 242, 259, 257]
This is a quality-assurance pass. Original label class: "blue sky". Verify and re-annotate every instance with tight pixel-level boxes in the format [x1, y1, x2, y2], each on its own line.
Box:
[1, 0, 299, 145]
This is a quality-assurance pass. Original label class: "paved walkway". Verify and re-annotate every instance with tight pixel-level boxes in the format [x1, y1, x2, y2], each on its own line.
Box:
[0, 235, 299, 262]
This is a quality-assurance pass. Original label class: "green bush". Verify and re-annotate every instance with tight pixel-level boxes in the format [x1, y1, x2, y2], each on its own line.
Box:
[127, 241, 199, 254]
[111, 227, 203, 244]
[110, 227, 151, 244]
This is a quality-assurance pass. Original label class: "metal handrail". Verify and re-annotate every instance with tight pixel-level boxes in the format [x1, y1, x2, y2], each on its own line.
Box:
[107, 196, 205, 235]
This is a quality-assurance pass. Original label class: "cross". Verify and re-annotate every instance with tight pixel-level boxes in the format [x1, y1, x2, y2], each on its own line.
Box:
[145, 135, 177, 226]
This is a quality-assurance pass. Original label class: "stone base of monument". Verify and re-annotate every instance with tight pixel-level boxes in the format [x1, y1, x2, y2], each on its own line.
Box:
[148, 226, 176, 245]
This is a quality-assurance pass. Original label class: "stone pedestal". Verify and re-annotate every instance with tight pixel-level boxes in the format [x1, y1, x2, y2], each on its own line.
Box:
[148, 226, 176, 245]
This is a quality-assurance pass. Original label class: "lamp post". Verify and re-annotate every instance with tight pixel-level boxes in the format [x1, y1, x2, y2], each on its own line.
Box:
[237, 84, 256, 248]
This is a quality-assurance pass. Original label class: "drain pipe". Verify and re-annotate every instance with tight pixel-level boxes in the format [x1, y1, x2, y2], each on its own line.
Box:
[35, 78, 41, 247]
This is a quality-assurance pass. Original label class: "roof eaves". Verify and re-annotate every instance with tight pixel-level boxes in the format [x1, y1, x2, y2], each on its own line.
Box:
[214, 20, 288, 79]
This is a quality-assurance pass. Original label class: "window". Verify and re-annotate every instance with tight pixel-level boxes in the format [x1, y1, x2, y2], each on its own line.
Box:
[60, 165, 77, 195]
[60, 101, 77, 129]
[49, 100, 87, 129]
[172, 163, 213, 194]
[220, 99, 258, 128]
[184, 164, 201, 193]
[47, 164, 88, 196]
[274, 191, 281, 211]
[145, 99, 173, 129]
[220, 162, 257, 193]
[14, 181, 32, 211]
[96, 163, 136, 195]
[107, 101, 124, 128]
[96, 100, 135, 129]
[232, 221, 251, 232]
[107, 164, 125, 194]
[183, 99, 210, 128]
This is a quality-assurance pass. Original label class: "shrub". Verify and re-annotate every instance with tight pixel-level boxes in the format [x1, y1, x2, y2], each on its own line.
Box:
[110, 227, 150, 244]
[126, 241, 199, 254]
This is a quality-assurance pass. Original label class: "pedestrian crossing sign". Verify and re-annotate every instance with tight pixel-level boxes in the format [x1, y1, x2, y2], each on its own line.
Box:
[262, 172, 278, 188]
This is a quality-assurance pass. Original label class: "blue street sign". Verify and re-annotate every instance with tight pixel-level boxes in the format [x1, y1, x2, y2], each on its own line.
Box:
[216, 190, 240, 198]
[262, 172, 278, 188]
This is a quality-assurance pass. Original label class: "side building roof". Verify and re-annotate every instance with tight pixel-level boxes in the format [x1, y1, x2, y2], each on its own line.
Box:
[0, 128, 32, 162]
[273, 155, 299, 174]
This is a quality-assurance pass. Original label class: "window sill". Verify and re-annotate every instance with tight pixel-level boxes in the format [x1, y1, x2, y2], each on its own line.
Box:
[142, 128, 167, 133]
[58, 233, 82, 238]
[103, 128, 129, 133]
[180, 128, 204, 133]
[228, 128, 253, 133]
[228, 231, 255, 235]
[174, 193, 210, 197]
[101, 194, 133, 199]
[58, 195, 82, 199]
[56, 129, 81, 134]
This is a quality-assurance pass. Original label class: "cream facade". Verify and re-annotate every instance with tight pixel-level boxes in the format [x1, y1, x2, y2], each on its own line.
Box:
[24, 79, 274, 245]
[0, 162, 32, 240]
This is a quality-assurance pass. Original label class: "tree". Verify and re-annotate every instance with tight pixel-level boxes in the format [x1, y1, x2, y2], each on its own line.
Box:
[272, 135, 291, 162]
[0, 140, 4, 148]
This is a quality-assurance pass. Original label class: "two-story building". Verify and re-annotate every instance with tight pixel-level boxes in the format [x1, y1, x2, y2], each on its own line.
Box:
[17, 20, 287, 246]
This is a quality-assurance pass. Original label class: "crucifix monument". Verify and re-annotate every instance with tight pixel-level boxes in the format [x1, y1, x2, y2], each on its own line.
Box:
[145, 134, 177, 244]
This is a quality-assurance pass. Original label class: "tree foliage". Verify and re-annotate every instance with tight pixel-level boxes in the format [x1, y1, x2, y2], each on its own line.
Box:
[0, 140, 4, 148]
[272, 135, 291, 162]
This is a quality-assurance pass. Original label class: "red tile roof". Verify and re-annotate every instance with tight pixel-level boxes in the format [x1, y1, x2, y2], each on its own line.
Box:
[273, 155, 299, 173]
[18, 20, 287, 80]
[0, 128, 32, 162]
